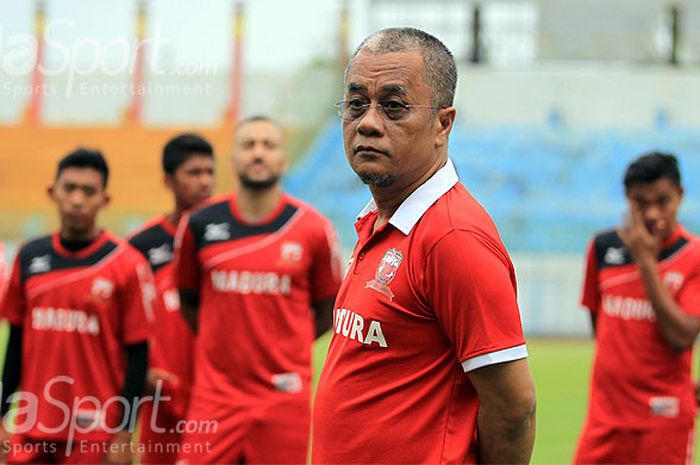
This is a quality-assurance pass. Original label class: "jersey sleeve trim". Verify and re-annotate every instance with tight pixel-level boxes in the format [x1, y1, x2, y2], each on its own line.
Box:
[461, 344, 528, 372]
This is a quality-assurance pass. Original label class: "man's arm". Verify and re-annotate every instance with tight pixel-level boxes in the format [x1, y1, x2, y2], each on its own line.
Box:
[588, 312, 597, 336]
[179, 289, 200, 333]
[467, 358, 536, 464]
[635, 257, 700, 350]
[618, 208, 700, 351]
[311, 298, 335, 339]
[105, 341, 148, 465]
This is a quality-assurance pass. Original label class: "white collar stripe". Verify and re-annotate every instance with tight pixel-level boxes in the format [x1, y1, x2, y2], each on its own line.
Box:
[356, 158, 459, 235]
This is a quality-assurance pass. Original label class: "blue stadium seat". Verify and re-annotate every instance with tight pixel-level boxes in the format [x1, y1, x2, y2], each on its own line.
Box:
[285, 122, 700, 254]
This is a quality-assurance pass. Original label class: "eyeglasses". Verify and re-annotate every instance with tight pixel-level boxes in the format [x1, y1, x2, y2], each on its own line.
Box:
[335, 99, 441, 122]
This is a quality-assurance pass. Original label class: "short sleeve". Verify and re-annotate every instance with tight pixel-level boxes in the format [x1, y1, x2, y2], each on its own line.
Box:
[424, 230, 526, 372]
[173, 214, 200, 293]
[120, 257, 155, 344]
[309, 219, 343, 302]
[0, 252, 25, 326]
[581, 238, 600, 313]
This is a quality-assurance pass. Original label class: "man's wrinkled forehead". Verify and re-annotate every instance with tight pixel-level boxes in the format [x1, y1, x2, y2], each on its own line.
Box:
[344, 50, 425, 96]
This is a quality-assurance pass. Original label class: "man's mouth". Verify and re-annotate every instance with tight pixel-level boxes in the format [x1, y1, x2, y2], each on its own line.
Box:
[354, 145, 388, 156]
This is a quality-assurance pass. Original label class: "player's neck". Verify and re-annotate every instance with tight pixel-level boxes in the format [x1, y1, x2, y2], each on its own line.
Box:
[167, 208, 185, 228]
[59, 224, 100, 243]
[235, 184, 283, 223]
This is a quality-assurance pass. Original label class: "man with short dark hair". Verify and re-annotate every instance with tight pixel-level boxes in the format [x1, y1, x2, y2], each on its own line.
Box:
[575, 151, 700, 464]
[313, 27, 536, 464]
[128, 133, 215, 465]
[174, 116, 342, 465]
[0, 149, 154, 465]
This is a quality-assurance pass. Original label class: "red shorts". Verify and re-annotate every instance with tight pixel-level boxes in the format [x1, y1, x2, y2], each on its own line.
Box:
[574, 419, 695, 465]
[5, 435, 107, 465]
[139, 401, 184, 465]
[177, 392, 310, 465]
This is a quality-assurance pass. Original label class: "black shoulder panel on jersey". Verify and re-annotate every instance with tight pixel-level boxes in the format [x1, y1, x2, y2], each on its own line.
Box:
[19, 236, 118, 282]
[659, 235, 689, 262]
[594, 229, 632, 270]
[189, 200, 299, 250]
[128, 223, 174, 272]
[594, 228, 690, 270]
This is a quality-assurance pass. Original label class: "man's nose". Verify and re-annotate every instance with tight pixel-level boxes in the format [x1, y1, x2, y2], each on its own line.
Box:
[356, 105, 385, 137]
[68, 190, 86, 206]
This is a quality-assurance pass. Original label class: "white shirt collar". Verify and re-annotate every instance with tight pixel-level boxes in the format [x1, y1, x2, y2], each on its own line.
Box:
[357, 158, 459, 235]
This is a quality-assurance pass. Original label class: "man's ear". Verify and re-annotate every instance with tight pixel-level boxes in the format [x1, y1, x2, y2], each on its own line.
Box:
[47, 185, 55, 202]
[102, 191, 111, 209]
[164, 174, 174, 192]
[435, 107, 457, 149]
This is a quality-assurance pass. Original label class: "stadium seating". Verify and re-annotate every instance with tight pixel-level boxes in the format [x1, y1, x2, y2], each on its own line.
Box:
[285, 122, 700, 254]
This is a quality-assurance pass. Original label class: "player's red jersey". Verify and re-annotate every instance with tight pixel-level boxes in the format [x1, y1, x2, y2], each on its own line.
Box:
[312, 160, 528, 464]
[174, 192, 342, 402]
[128, 215, 194, 420]
[0, 230, 154, 441]
[580, 225, 700, 429]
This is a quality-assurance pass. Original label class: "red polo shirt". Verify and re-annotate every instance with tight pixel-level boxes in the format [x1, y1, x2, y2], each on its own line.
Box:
[312, 159, 527, 464]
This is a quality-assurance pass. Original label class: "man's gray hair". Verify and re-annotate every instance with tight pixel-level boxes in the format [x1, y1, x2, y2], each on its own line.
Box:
[346, 27, 457, 108]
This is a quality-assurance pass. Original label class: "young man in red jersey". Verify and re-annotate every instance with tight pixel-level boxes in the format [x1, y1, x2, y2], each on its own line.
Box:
[312, 28, 536, 464]
[0, 149, 154, 464]
[174, 116, 342, 465]
[128, 134, 214, 464]
[575, 152, 700, 465]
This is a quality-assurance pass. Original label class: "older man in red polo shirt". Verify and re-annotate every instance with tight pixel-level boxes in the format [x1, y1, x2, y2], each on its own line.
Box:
[312, 27, 536, 464]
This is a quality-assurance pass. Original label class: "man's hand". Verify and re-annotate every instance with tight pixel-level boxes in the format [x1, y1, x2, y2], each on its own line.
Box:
[145, 368, 179, 396]
[617, 206, 661, 265]
[105, 430, 134, 465]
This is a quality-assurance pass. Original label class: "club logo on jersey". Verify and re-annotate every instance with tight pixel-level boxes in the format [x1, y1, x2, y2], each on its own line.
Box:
[280, 241, 303, 263]
[204, 223, 231, 241]
[91, 277, 114, 300]
[604, 246, 626, 265]
[29, 254, 51, 274]
[366, 248, 403, 301]
[148, 243, 173, 266]
[663, 271, 684, 292]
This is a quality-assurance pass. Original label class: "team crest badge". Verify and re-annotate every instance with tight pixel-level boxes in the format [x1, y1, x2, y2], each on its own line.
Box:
[280, 241, 303, 262]
[663, 272, 684, 292]
[366, 248, 403, 301]
[91, 277, 114, 300]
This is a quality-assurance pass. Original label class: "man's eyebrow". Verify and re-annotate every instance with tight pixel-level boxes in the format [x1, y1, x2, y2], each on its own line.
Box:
[382, 84, 407, 95]
[347, 83, 366, 92]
